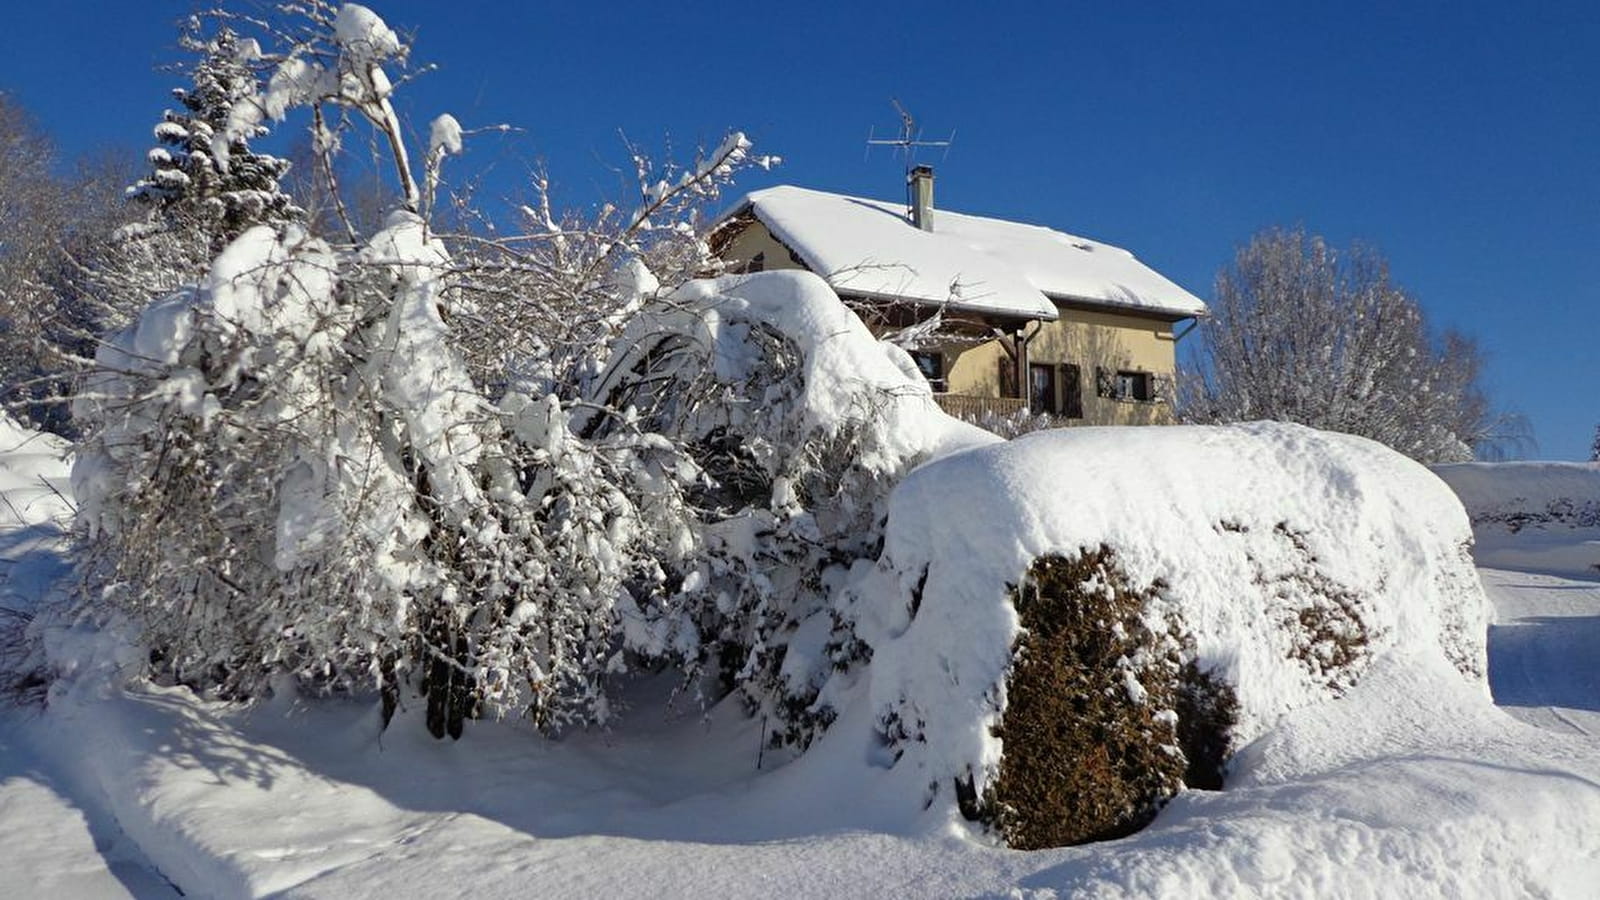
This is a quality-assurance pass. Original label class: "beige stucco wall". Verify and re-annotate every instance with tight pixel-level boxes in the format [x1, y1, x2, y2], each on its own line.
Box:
[719, 220, 1184, 426]
[717, 222, 808, 273]
[940, 307, 1178, 425]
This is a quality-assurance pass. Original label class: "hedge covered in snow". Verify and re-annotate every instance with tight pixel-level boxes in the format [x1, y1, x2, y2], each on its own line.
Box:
[854, 422, 1490, 841]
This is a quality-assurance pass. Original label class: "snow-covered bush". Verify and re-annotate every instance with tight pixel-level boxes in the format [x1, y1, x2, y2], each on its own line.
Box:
[585, 269, 993, 748]
[74, 216, 456, 699]
[71, 203, 699, 735]
[448, 129, 775, 401]
[858, 422, 1488, 836]
[1432, 461, 1600, 533]
[65, 2, 807, 739]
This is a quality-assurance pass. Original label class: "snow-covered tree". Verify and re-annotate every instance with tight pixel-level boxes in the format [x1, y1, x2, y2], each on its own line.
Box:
[72, 1, 785, 740]
[1182, 227, 1506, 464]
[0, 94, 68, 420]
[0, 96, 145, 431]
[129, 19, 302, 253]
[578, 270, 984, 751]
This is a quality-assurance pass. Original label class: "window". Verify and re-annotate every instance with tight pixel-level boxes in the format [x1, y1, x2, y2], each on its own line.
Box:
[1058, 363, 1083, 419]
[911, 350, 946, 392]
[1028, 364, 1056, 415]
[1095, 367, 1154, 402]
[1115, 370, 1153, 402]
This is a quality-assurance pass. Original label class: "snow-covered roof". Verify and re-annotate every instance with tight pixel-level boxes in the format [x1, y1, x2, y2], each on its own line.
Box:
[728, 185, 1208, 321]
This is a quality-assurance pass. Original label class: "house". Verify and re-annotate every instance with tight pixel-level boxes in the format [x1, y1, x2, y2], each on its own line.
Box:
[709, 167, 1208, 425]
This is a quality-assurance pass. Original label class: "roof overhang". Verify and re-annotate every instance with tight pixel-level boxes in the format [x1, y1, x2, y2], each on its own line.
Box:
[1046, 293, 1206, 323]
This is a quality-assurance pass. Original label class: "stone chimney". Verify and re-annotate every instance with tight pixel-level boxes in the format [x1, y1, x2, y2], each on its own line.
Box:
[908, 164, 934, 231]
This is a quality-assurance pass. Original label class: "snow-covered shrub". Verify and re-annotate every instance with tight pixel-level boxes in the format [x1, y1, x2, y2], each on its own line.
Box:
[586, 270, 993, 748]
[956, 407, 1060, 439]
[862, 421, 1488, 825]
[74, 217, 447, 697]
[65, 2, 808, 739]
[72, 188, 711, 735]
[979, 546, 1237, 849]
[448, 128, 776, 402]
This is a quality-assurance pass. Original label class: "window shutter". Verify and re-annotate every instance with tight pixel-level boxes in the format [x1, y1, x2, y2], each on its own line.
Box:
[999, 357, 1017, 399]
[1095, 366, 1114, 399]
[1059, 363, 1083, 419]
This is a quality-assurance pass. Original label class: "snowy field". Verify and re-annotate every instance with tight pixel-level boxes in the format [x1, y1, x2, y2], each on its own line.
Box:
[4, 418, 1600, 898]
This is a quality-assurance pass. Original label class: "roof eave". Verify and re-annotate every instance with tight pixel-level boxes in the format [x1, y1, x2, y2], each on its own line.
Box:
[837, 288, 1060, 323]
[1045, 292, 1208, 322]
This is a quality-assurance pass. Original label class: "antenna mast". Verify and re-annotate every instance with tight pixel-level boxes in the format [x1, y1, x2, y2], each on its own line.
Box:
[867, 99, 956, 225]
[865, 98, 956, 168]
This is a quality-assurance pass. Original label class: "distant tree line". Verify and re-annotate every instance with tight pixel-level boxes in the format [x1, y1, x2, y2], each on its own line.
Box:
[0, 94, 147, 432]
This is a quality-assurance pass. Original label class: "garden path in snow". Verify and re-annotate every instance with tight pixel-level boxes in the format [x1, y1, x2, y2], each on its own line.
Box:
[1483, 567, 1600, 737]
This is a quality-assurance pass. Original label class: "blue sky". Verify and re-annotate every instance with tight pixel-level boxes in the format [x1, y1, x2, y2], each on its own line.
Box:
[4, 1, 1596, 458]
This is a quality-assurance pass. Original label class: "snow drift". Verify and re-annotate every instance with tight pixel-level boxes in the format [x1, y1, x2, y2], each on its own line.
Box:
[0, 413, 71, 533]
[860, 422, 1490, 810]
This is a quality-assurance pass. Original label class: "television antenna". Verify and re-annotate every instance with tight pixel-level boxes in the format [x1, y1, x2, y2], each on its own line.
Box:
[865, 98, 956, 166]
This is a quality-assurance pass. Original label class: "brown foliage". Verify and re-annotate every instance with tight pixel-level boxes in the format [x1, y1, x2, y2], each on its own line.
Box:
[982, 546, 1237, 849]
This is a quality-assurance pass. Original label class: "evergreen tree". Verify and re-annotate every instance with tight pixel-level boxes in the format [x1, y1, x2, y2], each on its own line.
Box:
[129, 19, 302, 253]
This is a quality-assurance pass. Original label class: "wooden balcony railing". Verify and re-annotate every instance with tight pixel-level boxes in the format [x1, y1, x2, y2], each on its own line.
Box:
[932, 393, 1028, 420]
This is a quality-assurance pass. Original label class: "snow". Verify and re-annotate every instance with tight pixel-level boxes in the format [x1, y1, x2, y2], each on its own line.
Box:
[0, 730, 178, 898]
[333, 4, 404, 62]
[427, 113, 462, 157]
[865, 422, 1489, 805]
[0, 414, 70, 533]
[653, 270, 996, 464]
[1433, 460, 1600, 576]
[1482, 567, 1600, 737]
[8, 379, 1600, 897]
[730, 185, 1208, 320]
[14, 618, 1600, 899]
